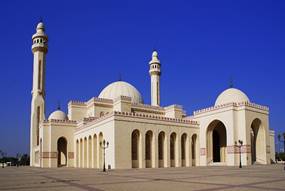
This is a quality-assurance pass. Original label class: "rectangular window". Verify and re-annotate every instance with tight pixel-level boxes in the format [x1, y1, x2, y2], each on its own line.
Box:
[38, 60, 42, 90]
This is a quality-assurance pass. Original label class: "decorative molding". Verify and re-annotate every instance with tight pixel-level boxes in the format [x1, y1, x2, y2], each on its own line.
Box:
[43, 119, 77, 125]
[75, 111, 199, 132]
[200, 148, 206, 156]
[114, 111, 199, 125]
[41, 152, 57, 159]
[68, 152, 74, 159]
[227, 145, 251, 154]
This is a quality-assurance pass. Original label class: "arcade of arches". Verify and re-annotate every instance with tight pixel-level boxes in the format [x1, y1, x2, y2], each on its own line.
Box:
[132, 129, 198, 168]
[75, 132, 104, 168]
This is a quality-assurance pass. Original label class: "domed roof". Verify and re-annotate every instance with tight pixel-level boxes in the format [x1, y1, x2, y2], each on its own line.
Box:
[48, 110, 67, 120]
[37, 22, 45, 30]
[215, 88, 250, 106]
[98, 81, 143, 104]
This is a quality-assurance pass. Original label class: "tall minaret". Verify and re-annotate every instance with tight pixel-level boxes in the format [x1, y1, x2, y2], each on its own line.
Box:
[30, 22, 48, 166]
[149, 50, 161, 106]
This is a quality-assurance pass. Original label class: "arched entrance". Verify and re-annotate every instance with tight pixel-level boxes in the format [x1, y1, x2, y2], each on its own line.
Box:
[158, 131, 166, 168]
[132, 129, 140, 168]
[57, 137, 67, 167]
[191, 134, 197, 166]
[207, 120, 227, 164]
[170, 132, 177, 167]
[181, 133, 187, 167]
[251, 118, 266, 164]
[145, 130, 153, 168]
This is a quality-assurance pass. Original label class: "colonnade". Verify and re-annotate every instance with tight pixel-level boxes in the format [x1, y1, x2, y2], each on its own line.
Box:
[132, 129, 198, 168]
[75, 132, 104, 168]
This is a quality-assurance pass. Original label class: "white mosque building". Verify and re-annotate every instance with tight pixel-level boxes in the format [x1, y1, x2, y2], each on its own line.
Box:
[30, 22, 275, 169]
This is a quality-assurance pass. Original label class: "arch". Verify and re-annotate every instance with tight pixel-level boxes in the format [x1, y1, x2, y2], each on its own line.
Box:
[93, 134, 97, 168]
[88, 136, 92, 168]
[181, 133, 187, 167]
[98, 132, 103, 169]
[57, 137, 67, 167]
[76, 139, 79, 167]
[84, 137, 87, 168]
[158, 131, 166, 168]
[145, 130, 154, 168]
[250, 118, 266, 164]
[131, 129, 140, 168]
[80, 139, 83, 167]
[191, 134, 197, 166]
[170, 132, 177, 167]
[206, 120, 227, 164]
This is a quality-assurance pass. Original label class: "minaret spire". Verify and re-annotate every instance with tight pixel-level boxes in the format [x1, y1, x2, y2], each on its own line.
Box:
[149, 50, 161, 106]
[30, 21, 48, 166]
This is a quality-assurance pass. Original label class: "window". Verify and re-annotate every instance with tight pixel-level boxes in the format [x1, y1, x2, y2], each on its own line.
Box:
[38, 60, 42, 90]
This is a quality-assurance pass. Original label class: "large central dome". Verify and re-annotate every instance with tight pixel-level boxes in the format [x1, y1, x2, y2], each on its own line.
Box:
[98, 81, 143, 104]
[215, 88, 250, 106]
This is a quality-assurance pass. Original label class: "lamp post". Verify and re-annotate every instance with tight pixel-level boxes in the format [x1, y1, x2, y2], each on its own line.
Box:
[100, 140, 109, 172]
[235, 140, 243, 168]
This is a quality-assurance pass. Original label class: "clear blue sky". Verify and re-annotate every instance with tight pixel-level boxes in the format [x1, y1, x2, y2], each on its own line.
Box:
[0, 0, 284, 156]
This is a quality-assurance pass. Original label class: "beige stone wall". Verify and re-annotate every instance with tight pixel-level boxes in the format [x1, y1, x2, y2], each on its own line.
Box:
[113, 113, 199, 169]
[193, 102, 270, 167]
[39, 120, 76, 168]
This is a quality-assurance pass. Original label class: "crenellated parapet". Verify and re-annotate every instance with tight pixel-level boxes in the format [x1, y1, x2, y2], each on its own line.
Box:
[114, 111, 198, 125]
[76, 111, 199, 132]
[69, 100, 86, 106]
[193, 101, 269, 115]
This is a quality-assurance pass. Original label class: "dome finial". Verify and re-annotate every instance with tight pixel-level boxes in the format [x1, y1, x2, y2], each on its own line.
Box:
[229, 77, 234, 88]
[118, 73, 122, 81]
[149, 50, 160, 64]
[57, 100, 61, 110]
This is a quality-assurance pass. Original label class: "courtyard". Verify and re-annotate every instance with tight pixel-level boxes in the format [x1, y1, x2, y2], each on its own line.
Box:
[0, 165, 285, 191]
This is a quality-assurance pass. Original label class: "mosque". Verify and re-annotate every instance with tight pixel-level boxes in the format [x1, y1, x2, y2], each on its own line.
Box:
[30, 22, 275, 169]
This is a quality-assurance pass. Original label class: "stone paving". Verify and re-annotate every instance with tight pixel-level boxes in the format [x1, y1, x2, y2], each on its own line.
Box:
[0, 165, 284, 191]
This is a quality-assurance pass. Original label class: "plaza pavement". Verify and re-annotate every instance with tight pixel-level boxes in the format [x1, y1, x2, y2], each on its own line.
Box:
[0, 165, 284, 191]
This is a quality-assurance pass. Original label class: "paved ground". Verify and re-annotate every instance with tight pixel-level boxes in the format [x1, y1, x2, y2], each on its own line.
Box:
[0, 165, 285, 191]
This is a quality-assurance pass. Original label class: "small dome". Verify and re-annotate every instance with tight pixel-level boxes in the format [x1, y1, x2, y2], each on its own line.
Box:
[48, 110, 67, 120]
[98, 81, 143, 104]
[215, 88, 250, 106]
[37, 22, 44, 29]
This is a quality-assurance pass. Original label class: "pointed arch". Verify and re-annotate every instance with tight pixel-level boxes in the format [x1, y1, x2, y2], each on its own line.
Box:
[76, 139, 79, 167]
[93, 134, 97, 168]
[191, 134, 198, 166]
[251, 118, 266, 164]
[57, 137, 67, 167]
[206, 120, 227, 164]
[132, 129, 140, 168]
[170, 132, 177, 167]
[145, 130, 154, 168]
[98, 132, 103, 169]
[158, 131, 166, 168]
[88, 136, 92, 168]
[181, 133, 187, 167]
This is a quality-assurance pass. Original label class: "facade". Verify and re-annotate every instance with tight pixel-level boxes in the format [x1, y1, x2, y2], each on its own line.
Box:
[30, 22, 275, 169]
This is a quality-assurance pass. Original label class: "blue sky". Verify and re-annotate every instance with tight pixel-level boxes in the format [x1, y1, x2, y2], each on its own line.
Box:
[0, 0, 284, 156]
